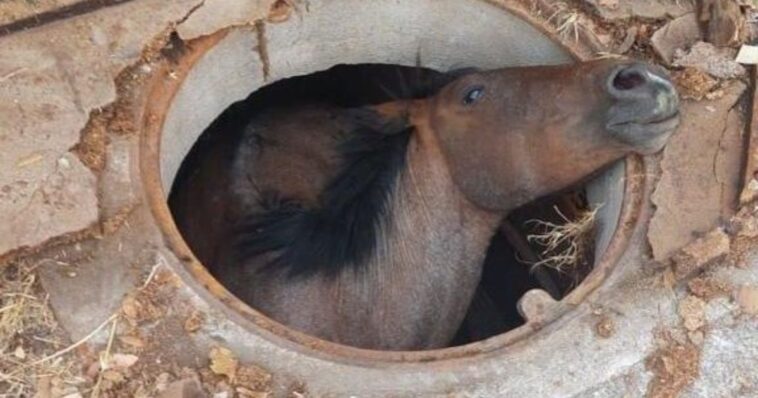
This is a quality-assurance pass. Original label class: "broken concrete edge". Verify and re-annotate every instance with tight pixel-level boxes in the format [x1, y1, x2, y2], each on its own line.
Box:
[671, 228, 732, 279]
[0, 0, 243, 263]
[0, 200, 143, 266]
[664, 204, 758, 284]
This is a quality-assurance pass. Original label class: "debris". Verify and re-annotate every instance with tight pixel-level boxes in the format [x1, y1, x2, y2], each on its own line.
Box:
[107, 353, 139, 369]
[696, 0, 745, 47]
[679, 296, 706, 332]
[672, 229, 731, 279]
[735, 285, 758, 315]
[645, 333, 701, 398]
[14, 345, 26, 359]
[16, 152, 45, 168]
[236, 363, 272, 392]
[687, 276, 729, 299]
[184, 311, 204, 333]
[672, 67, 719, 100]
[209, 347, 238, 382]
[673, 41, 746, 79]
[595, 316, 615, 338]
[651, 14, 702, 64]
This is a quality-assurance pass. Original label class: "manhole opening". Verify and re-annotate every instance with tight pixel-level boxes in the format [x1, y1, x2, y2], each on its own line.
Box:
[167, 63, 623, 349]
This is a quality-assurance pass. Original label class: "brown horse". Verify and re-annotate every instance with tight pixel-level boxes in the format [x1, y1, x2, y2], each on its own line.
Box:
[171, 59, 679, 350]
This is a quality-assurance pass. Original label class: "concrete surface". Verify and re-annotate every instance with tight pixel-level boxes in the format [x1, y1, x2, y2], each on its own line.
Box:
[0, 0, 755, 397]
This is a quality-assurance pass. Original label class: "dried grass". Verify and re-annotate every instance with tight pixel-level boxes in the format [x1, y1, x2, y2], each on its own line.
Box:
[0, 260, 89, 397]
[547, 2, 591, 42]
[527, 205, 599, 273]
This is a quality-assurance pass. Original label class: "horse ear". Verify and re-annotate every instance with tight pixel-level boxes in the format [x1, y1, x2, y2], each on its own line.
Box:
[347, 101, 412, 135]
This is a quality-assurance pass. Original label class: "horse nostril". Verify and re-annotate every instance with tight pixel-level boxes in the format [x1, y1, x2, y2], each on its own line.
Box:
[611, 66, 647, 91]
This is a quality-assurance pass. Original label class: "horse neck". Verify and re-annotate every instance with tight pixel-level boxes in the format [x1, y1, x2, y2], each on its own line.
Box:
[346, 127, 503, 306]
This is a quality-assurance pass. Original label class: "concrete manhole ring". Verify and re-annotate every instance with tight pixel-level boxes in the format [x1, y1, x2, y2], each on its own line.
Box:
[123, 0, 650, 394]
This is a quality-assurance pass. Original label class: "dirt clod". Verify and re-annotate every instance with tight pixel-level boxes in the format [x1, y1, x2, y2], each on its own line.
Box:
[673, 67, 719, 100]
[646, 333, 701, 398]
[687, 276, 729, 299]
[595, 315, 615, 338]
[209, 347, 239, 382]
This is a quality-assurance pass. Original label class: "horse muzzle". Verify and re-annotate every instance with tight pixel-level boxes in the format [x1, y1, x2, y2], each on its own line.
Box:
[604, 62, 680, 153]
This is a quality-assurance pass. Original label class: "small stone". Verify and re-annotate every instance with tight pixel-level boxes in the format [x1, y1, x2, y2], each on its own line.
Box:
[57, 157, 71, 169]
[13, 345, 25, 359]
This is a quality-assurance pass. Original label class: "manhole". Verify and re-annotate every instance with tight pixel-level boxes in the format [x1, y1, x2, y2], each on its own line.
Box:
[140, 0, 646, 363]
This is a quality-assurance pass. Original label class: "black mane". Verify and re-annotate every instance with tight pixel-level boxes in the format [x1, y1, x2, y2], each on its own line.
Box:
[233, 117, 412, 278]
[232, 66, 477, 278]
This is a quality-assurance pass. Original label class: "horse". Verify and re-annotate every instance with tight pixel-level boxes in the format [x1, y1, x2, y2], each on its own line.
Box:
[170, 59, 679, 350]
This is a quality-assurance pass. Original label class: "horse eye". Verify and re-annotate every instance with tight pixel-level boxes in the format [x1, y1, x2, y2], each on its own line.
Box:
[462, 86, 485, 105]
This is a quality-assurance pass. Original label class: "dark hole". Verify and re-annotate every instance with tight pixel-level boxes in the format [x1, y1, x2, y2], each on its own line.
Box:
[169, 63, 595, 348]
[612, 68, 647, 91]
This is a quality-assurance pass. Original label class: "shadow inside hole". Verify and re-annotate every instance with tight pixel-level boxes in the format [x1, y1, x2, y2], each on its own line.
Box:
[169, 63, 595, 347]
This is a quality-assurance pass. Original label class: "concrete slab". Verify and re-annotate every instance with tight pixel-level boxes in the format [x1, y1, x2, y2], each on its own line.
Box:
[649, 82, 747, 261]
[0, 0, 202, 258]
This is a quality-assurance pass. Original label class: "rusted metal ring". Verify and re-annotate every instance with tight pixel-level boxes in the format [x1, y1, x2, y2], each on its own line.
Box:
[139, 3, 647, 366]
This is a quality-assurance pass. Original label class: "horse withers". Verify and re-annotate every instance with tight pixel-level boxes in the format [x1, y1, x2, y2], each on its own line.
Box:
[170, 59, 679, 350]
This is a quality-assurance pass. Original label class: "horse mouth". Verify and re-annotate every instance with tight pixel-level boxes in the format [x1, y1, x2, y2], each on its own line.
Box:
[607, 111, 680, 152]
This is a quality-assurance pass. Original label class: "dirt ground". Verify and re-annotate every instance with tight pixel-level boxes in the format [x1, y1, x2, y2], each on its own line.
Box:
[0, 0, 756, 397]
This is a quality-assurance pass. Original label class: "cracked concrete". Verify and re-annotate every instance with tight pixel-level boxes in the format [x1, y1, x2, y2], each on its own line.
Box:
[0, 0, 205, 258]
[649, 82, 748, 261]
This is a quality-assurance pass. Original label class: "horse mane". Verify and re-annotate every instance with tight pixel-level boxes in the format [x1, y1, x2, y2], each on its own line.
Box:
[233, 67, 477, 278]
[233, 109, 412, 278]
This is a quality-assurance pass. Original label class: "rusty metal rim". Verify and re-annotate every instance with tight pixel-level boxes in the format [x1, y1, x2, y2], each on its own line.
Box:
[139, 4, 645, 367]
